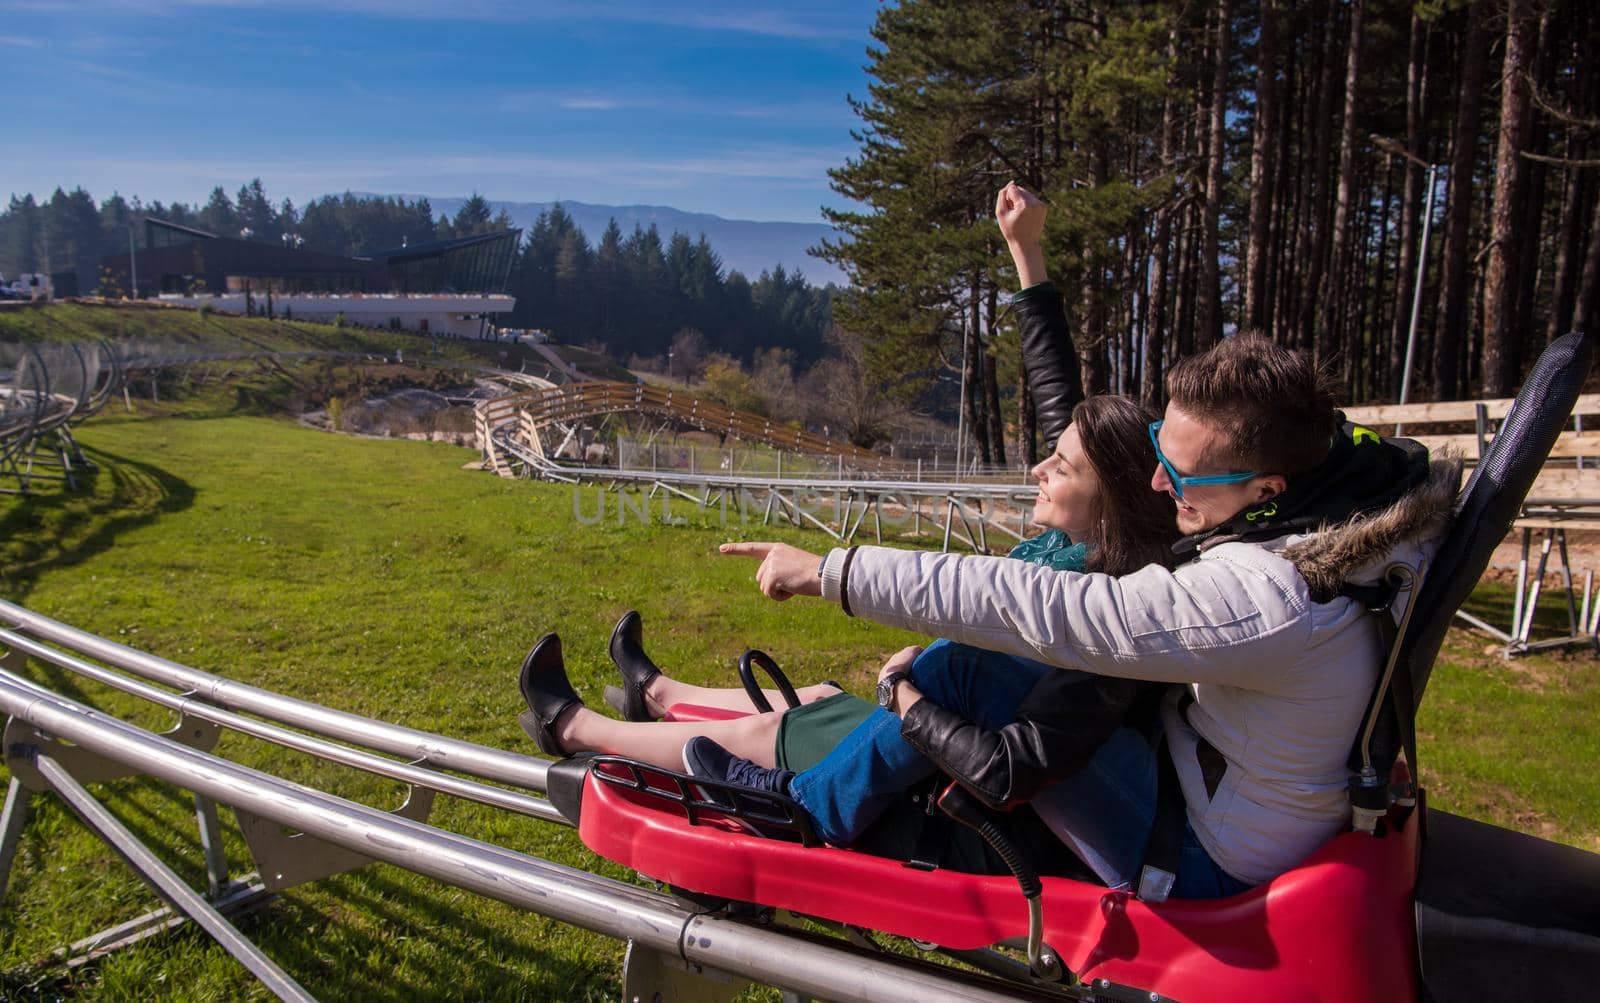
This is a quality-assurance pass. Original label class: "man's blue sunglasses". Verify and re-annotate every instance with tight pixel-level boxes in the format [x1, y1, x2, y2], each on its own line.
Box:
[1148, 421, 1257, 499]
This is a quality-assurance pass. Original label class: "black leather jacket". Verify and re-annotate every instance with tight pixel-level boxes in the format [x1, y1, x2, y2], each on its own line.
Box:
[900, 668, 1160, 811]
[1013, 281, 1082, 452]
[893, 280, 1157, 812]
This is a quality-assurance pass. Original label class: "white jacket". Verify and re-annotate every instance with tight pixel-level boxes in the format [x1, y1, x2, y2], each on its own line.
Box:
[819, 457, 1460, 885]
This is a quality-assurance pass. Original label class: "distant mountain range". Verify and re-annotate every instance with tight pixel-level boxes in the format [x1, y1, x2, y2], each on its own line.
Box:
[365, 194, 849, 288]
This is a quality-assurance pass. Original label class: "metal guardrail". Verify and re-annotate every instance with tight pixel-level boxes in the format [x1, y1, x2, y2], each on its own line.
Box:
[495, 426, 1040, 554]
[474, 381, 908, 476]
[0, 341, 120, 494]
[0, 598, 1040, 1001]
[470, 381, 1044, 554]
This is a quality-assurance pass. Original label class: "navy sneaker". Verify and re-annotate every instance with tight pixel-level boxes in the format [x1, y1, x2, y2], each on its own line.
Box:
[680, 737, 797, 835]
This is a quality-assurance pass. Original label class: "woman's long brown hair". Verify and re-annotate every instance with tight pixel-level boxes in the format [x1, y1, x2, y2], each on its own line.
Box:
[1068, 396, 1179, 575]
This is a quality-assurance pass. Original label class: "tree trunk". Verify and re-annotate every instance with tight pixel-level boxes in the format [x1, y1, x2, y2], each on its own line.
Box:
[1386, 12, 1426, 399]
[1317, 0, 1364, 379]
[1270, 36, 1300, 343]
[1573, 178, 1600, 333]
[1370, 157, 1397, 398]
[983, 348, 1006, 467]
[1017, 374, 1036, 467]
[963, 275, 990, 467]
[1196, 0, 1231, 349]
[1244, 0, 1279, 333]
[1550, 43, 1598, 340]
[1513, 14, 1555, 351]
[984, 281, 1006, 466]
[1295, 1, 1342, 353]
[1079, 259, 1108, 396]
[1483, 0, 1535, 396]
[1432, 3, 1490, 401]
[1143, 25, 1181, 406]
[1079, 145, 1111, 396]
[1545, 158, 1586, 342]
[1118, 231, 1138, 394]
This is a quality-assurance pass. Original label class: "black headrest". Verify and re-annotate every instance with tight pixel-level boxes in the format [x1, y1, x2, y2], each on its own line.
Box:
[1400, 331, 1592, 703]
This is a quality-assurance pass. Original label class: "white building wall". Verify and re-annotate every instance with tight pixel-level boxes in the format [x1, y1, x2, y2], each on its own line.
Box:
[157, 293, 516, 338]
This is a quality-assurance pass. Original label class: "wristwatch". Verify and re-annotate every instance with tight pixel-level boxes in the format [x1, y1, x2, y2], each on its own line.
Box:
[876, 670, 911, 712]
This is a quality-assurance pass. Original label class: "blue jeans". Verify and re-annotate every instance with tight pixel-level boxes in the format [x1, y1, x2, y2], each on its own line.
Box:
[788, 639, 1248, 898]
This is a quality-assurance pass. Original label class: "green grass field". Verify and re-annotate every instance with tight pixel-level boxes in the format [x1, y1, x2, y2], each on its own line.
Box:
[1, 332, 1597, 998]
[0, 402, 927, 1000]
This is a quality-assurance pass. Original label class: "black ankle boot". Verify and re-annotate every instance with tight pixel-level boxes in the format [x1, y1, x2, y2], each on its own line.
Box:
[608, 610, 663, 723]
[517, 633, 582, 757]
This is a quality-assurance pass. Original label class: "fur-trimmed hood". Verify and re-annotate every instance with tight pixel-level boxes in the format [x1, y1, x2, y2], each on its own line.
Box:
[1281, 451, 1464, 601]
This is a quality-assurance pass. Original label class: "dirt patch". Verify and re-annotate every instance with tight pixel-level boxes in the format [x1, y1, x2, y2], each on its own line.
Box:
[1487, 527, 1600, 582]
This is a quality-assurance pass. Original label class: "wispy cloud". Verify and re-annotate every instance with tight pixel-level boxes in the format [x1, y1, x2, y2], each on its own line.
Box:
[495, 88, 844, 125]
[1, 1, 867, 40]
[0, 34, 43, 47]
[667, 10, 861, 41]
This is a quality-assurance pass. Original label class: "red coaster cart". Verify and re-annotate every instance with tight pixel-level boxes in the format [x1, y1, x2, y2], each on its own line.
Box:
[544, 332, 1600, 1003]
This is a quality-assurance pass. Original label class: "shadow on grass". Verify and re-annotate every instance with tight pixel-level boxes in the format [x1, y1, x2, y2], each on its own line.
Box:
[0, 446, 195, 604]
[278, 868, 619, 1001]
[3, 859, 621, 1001]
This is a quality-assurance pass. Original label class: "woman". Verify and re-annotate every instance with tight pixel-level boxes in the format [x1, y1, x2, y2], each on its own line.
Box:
[525, 186, 1205, 892]
[519, 182, 1192, 880]
[520, 389, 1175, 880]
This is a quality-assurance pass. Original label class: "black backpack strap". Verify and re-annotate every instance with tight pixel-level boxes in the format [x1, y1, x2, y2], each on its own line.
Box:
[1340, 576, 1419, 835]
[1137, 729, 1185, 902]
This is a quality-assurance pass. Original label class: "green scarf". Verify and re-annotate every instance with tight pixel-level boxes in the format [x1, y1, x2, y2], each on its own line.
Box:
[1005, 528, 1088, 572]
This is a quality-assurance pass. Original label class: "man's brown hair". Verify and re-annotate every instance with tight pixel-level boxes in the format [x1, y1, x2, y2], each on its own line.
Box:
[1164, 333, 1339, 477]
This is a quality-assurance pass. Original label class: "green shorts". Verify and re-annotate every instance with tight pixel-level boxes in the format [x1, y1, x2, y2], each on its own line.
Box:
[771, 690, 1085, 877]
[773, 691, 877, 771]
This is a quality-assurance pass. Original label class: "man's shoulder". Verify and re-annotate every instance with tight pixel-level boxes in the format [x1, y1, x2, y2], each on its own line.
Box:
[1183, 540, 1313, 611]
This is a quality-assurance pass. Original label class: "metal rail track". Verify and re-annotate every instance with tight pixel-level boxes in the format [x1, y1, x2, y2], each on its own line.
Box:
[0, 599, 1058, 1001]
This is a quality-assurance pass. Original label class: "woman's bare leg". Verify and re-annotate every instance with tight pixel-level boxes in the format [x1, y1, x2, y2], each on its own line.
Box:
[553, 705, 788, 770]
[643, 676, 841, 716]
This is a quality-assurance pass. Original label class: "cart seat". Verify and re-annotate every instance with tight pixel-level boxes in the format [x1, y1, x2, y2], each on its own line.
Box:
[564, 754, 1419, 1003]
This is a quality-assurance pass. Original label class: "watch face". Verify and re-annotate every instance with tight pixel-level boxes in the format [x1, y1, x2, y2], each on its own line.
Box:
[876, 676, 893, 709]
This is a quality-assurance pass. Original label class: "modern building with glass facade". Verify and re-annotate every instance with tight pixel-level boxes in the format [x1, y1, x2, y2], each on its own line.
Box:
[103, 219, 521, 337]
[363, 231, 521, 295]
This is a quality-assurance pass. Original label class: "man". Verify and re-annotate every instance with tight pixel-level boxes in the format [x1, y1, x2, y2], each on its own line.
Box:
[717, 333, 1460, 894]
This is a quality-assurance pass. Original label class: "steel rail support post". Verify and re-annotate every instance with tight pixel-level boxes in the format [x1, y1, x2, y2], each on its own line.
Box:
[1558, 530, 1579, 641]
[0, 775, 31, 901]
[1517, 532, 1555, 650]
[193, 794, 230, 897]
[27, 751, 317, 1003]
[1510, 527, 1531, 651]
[1581, 570, 1594, 642]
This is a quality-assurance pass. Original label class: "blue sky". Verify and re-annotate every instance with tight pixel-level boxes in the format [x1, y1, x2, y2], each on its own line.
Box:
[1, 1, 878, 223]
